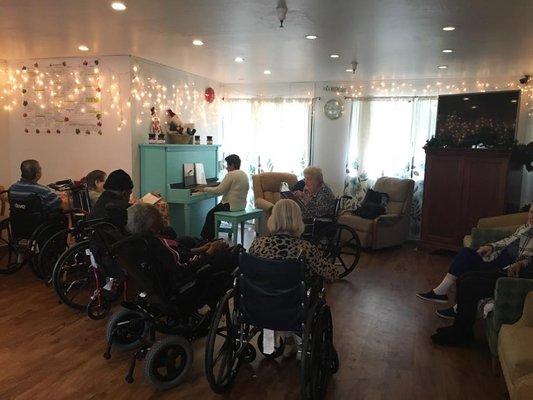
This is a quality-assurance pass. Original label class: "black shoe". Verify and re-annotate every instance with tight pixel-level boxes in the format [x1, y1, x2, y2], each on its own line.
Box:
[416, 290, 448, 304]
[431, 326, 473, 347]
[436, 307, 457, 320]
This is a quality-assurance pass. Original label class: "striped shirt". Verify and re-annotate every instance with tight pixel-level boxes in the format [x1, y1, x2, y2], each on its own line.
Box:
[9, 179, 61, 212]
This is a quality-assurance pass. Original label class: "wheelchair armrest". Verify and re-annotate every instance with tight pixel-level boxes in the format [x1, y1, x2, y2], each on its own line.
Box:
[110, 234, 144, 253]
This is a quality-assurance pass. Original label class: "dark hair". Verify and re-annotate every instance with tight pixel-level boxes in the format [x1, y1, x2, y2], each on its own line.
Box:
[104, 169, 134, 191]
[20, 159, 40, 181]
[85, 170, 106, 191]
[225, 154, 241, 169]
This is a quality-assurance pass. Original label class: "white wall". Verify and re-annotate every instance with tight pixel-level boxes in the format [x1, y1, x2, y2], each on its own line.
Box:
[0, 60, 9, 186]
[130, 56, 221, 194]
[6, 56, 132, 185]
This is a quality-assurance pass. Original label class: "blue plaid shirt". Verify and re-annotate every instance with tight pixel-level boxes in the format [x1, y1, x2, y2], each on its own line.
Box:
[9, 178, 61, 212]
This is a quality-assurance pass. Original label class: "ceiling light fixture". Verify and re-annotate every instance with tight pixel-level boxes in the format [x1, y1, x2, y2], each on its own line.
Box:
[346, 69, 352, 72]
[330, 54, 340, 59]
[442, 49, 453, 53]
[111, 2, 127, 11]
[511, 99, 518, 103]
[263, 70, 271, 75]
[463, 97, 469, 101]
[192, 39, 204, 46]
[471, 106, 477, 109]
[437, 65, 448, 69]
[234, 57, 244, 63]
[305, 35, 318, 40]
[78, 45, 89, 51]
[442, 26, 456, 31]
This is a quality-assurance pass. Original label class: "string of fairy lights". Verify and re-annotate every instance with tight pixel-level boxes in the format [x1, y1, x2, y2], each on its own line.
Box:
[0, 61, 531, 137]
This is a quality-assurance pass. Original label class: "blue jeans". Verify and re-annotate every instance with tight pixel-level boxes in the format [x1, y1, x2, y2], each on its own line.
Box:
[448, 247, 514, 278]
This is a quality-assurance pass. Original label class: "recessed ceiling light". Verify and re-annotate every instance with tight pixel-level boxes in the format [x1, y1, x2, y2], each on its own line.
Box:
[78, 45, 89, 51]
[305, 35, 318, 40]
[511, 99, 518, 103]
[111, 2, 126, 11]
[463, 97, 469, 101]
[437, 65, 448, 69]
[234, 57, 244, 63]
[442, 49, 453, 53]
[263, 70, 271, 75]
[471, 105, 477, 109]
[442, 26, 456, 31]
[192, 39, 204, 46]
[345, 69, 352, 72]
[330, 54, 340, 59]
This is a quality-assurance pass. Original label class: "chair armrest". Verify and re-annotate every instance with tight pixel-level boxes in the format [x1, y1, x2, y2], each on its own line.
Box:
[375, 213, 403, 226]
[518, 292, 533, 327]
[491, 278, 533, 329]
[477, 212, 528, 229]
[255, 198, 274, 212]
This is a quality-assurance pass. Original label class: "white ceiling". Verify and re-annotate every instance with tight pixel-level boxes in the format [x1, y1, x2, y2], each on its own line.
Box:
[0, 0, 531, 84]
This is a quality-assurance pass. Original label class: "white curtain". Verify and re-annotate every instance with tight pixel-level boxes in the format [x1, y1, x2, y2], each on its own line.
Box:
[346, 97, 438, 238]
[220, 99, 311, 206]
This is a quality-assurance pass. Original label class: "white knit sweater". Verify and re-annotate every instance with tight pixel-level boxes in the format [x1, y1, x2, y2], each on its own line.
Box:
[204, 169, 249, 211]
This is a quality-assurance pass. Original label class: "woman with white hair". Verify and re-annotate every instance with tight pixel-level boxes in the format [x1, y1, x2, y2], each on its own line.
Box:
[249, 199, 339, 282]
[293, 166, 336, 220]
[127, 203, 232, 271]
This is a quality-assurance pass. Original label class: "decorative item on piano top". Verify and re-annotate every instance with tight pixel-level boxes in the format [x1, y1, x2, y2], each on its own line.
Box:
[164, 108, 182, 133]
[149, 106, 162, 143]
[206, 135, 213, 145]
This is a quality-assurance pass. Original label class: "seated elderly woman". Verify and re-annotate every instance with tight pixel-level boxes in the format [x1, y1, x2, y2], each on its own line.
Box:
[249, 199, 339, 282]
[126, 203, 236, 275]
[291, 166, 336, 220]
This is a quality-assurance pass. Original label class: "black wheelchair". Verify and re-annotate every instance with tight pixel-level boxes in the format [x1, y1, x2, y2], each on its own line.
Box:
[204, 252, 338, 400]
[302, 195, 361, 278]
[103, 234, 236, 390]
[0, 190, 67, 277]
[51, 218, 123, 315]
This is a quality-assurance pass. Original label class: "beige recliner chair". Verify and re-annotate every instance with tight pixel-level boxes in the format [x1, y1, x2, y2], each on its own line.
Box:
[338, 177, 414, 249]
[252, 172, 298, 235]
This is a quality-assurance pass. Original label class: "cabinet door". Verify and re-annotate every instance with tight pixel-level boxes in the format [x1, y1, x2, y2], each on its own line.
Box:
[421, 153, 464, 247]
[460, 155, 508, 238]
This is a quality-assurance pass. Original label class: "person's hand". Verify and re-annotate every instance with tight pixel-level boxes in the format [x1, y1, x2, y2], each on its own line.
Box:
[206, 240, 229, 256]
[477, 245, 493, 257]
[507, 262, 525, 277]
[191, 243, 210, 253]
[293, 190, 304, 199]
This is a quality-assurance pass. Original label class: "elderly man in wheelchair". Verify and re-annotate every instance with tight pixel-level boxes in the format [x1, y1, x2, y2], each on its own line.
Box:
[204, 199, 339, 400]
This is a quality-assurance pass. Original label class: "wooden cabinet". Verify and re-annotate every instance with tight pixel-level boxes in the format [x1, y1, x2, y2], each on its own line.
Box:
[420, 149, 511, 251]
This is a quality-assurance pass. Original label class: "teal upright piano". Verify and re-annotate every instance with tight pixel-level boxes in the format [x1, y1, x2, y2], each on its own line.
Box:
[139, 144, 221, 237]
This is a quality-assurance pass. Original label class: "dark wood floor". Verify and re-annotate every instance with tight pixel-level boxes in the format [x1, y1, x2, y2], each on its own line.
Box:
[0, 244, 506, 400]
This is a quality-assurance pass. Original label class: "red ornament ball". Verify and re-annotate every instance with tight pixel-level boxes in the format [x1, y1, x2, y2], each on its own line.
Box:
[64, 117, 69, 122]
[204, 87, 215, 103]
[23, 113, 27, 117]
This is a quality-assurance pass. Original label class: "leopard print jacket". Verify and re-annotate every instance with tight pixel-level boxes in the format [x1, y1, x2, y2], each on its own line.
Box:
[249, 234, 339, 282]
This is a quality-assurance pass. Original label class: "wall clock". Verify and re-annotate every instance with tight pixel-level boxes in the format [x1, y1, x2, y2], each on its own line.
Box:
[324, 99, 343, 120]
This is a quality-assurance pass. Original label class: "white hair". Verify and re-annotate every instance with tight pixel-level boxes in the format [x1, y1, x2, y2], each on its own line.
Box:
[267, 199, 305, 237]
[126, 203, 164, 235]
[303, 166, 324, 184]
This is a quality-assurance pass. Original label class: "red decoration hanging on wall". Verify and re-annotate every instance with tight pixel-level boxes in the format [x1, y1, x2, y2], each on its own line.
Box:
[204, 87, 215, 103]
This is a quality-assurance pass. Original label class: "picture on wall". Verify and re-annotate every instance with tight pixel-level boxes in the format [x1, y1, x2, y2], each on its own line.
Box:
[436, 90, 520, 146]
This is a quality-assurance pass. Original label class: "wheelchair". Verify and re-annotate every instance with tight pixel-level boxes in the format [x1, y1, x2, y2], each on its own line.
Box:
[302, 195, 361, 278]
[103, 234, 236, 390]
[0, 190, 67, 278]
[37, 180, 93, 280]
[204, 252, 339, 400]
[51, 218, 123, 315]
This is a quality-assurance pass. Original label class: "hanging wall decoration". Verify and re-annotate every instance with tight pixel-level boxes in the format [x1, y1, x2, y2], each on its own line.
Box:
[204, 87, 215, 103]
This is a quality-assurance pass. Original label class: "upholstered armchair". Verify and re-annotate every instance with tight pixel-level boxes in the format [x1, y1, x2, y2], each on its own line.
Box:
[464, 212, 528, 248]
[338, 177, 414, 249]
[252, 172, 298, 235]
[494, 282, 533, 400]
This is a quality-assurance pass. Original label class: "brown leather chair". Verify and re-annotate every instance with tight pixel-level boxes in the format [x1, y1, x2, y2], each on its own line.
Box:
[338, 177, 414, 249]
[252, 172, 298, 235]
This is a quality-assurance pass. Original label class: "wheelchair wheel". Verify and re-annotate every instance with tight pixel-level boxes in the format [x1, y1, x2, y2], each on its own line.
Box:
[38, 228, 68, 280]
[205, 288, 241, 394]
[315, 224, 361, 279]
[144, 336, 193, 390]
[52, 241, 95, 310]
[106, 308, 148, 351]
[0, 237, 23, 274]
[28, 221, 65, 280]
[300, 302, 335, 400]
[257, 331, 285, 359]
[87, 295, 110, 320]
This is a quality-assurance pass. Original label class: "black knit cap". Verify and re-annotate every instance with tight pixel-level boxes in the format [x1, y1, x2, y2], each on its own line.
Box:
[103, 169, 134, 191]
